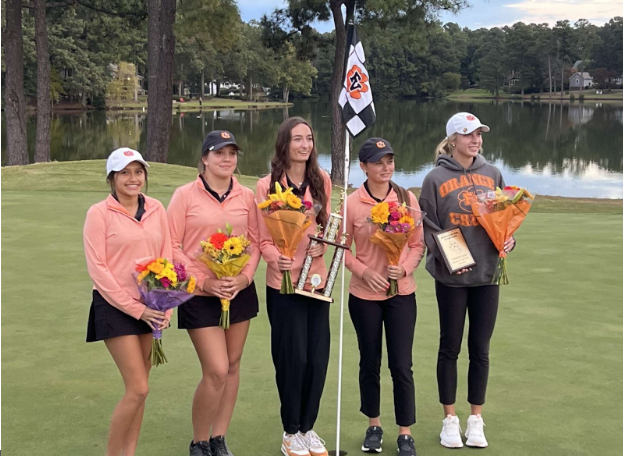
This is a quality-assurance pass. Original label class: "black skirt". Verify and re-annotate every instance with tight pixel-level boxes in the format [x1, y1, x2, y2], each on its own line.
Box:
[86, 290, 152, 342]
[178, 281, 259, 329]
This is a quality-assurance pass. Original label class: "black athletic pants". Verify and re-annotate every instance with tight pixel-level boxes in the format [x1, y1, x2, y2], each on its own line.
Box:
[266, 286, 331, 435]
[435, 281, 499, 406]
[348, 292, 417, 427]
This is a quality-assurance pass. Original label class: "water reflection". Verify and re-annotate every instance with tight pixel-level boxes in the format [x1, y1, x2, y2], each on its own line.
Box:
[2, 100, 623, 198]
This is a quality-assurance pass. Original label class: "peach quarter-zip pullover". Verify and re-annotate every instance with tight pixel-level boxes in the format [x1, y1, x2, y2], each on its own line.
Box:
[84, 194, 173, 320]
[256, 171, 332, 291]
[344, 186, 425, 301]
[167, 176, 261, 295]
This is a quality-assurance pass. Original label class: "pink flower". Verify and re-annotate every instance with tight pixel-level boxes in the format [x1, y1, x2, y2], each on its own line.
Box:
[174, 263, 188, 282]
[402, 223, 411, 232]
[390, 211, 401, 221]
[303, 200, 313, 210]
[390, 220, 399, 227]
[160, 277, 171, 288]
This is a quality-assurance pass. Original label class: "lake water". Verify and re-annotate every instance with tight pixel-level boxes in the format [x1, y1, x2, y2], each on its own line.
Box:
[3, 99, 623, 198]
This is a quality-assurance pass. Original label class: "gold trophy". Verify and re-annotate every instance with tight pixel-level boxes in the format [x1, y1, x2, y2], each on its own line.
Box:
[295, 191, 349, 303]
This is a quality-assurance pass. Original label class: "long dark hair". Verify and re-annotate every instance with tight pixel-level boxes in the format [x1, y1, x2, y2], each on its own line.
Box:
[390, 181, 409, 205]
[269, 117, 328, 228]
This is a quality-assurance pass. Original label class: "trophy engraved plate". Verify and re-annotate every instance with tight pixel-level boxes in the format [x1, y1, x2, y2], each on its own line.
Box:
[295, 191, 350, 303]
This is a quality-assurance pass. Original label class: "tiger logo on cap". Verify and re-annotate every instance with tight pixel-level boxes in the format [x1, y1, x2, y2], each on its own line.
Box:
[221, 131, 231, 139]
[376, 141, 386, 148]
[466, 115, 476, 121]
[123, 150, 134, 156]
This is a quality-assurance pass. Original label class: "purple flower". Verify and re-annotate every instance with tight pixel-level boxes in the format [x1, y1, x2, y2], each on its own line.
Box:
[174, 263, 188, 282]
[385, 225, 395, 233]
[402, 223, 411, 232]
[160, 277, 172, 288]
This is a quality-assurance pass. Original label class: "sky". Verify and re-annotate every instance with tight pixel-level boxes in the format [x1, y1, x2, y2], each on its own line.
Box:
[237, 0, 622, 31]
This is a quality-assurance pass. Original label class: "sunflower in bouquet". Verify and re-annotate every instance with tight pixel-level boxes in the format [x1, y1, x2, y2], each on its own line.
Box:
[368, 201, 423, 296]
[198, 224, 252, 329]
[258, 182, 313, 294]
[135, 258, 196, 366]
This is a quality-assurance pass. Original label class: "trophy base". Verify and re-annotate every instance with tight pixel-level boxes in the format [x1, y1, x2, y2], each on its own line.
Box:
[294, 288, 333, 303]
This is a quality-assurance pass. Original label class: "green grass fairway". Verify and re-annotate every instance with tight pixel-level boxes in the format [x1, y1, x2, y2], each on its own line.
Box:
[2, 161, 622, 456]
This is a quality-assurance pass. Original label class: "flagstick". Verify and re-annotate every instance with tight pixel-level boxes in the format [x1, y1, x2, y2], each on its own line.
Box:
[335, 130, 350, 456]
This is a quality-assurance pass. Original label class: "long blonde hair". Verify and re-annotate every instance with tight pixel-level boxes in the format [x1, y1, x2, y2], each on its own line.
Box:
[434, 133, 458, 159]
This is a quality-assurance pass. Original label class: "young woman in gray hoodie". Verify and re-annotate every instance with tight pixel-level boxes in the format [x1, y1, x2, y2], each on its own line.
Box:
[419, 112, 515, 450]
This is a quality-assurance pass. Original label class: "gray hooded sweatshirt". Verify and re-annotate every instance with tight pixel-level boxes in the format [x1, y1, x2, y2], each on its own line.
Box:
[419, 154, 504, 286]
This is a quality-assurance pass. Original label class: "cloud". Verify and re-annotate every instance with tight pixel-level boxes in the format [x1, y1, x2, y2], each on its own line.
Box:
[504, 0, 621, 26]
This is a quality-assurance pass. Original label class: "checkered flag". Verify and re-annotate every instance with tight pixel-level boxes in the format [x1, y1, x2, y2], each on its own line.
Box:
[339, 24, 376, 137]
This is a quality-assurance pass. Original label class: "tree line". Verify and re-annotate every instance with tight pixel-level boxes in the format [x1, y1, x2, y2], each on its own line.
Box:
[3, 0, 622, 183]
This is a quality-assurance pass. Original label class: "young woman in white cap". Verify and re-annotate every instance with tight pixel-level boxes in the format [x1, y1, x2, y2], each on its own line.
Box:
[84, 148, 172, 456]
[167, 130, 261, 456]
[343, 138, 425, 456]
[419, 113, 515, 449]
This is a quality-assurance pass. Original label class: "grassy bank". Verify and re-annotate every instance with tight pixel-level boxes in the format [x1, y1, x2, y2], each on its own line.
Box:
[447, 88, 623, 103]
[2, 161, 622, 456]
[105, 97, 292, 112]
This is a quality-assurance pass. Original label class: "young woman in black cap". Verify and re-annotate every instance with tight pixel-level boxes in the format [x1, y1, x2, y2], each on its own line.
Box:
[419, 112, 515, 449]
[167, 130, 261, 456]
[256, 117, 332, 456]
[84, 148, 171, 456]
[343, 138, 425, 456]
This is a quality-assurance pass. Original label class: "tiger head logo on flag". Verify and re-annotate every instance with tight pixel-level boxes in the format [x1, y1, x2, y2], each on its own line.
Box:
[346, 65, 369, 100]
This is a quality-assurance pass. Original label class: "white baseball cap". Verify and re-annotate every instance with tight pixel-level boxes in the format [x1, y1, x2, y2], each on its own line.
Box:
[106, 148, 150, 175]
[446, 112, 490, 138]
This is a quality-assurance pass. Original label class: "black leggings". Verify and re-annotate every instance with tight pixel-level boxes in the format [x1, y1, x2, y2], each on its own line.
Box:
[266, 286, 331, 435]
[435, 281, 499, 406]
[348, 293, 417, 427]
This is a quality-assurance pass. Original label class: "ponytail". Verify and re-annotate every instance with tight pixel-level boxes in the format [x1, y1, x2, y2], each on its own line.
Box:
[434, 133, 458, 160]
[389, 180, 410, 205]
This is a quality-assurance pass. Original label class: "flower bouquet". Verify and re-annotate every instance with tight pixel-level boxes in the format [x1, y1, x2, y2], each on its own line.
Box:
[368, 201, 424, 296]
[471, 186, 534, 285]
[135, 259, 196, 366]
[258, 182, 313, 294]
[198, 223, 252, 328]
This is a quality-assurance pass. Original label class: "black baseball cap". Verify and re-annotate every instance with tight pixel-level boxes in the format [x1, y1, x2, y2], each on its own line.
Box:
[358, 137, 396, 163]
[201, 130, 241, 155]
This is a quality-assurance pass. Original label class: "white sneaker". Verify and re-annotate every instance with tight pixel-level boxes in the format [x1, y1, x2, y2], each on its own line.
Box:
[440, 415, 464, 448]
[465, 414, 488, 448]
[282, 432, 310, 456]
[300, 430, 328, 456]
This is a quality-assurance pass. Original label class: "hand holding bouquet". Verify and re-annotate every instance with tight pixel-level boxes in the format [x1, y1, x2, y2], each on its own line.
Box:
[368, 201, 424, 296]
[135, 259, 196, 366]
[471, 186, 534, 285]
[198, 223, 251, 328]
[258, 182, 313, 294]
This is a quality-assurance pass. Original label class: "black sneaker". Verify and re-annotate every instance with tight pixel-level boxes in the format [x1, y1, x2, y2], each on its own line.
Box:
[396, 435, 416, 456]
[189, 440, 212, 456]
[362, 426, 383, 453]
[210, 435, 234, 456]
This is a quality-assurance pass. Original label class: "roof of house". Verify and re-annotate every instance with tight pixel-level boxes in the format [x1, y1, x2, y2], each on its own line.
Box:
[570, 72, 593, 80]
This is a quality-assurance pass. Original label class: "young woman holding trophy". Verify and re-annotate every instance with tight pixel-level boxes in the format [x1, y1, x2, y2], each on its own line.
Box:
[256, 117, 332, 456]
[167, 130, 261, 456]
[343, 138, 425, 456]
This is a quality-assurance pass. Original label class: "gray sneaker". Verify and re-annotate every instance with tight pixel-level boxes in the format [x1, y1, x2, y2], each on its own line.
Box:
[362, 426, 383, 453]
[210, 435, 234, 456]
[397, 435, 417, 456]
[189, 440, 212, 456]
